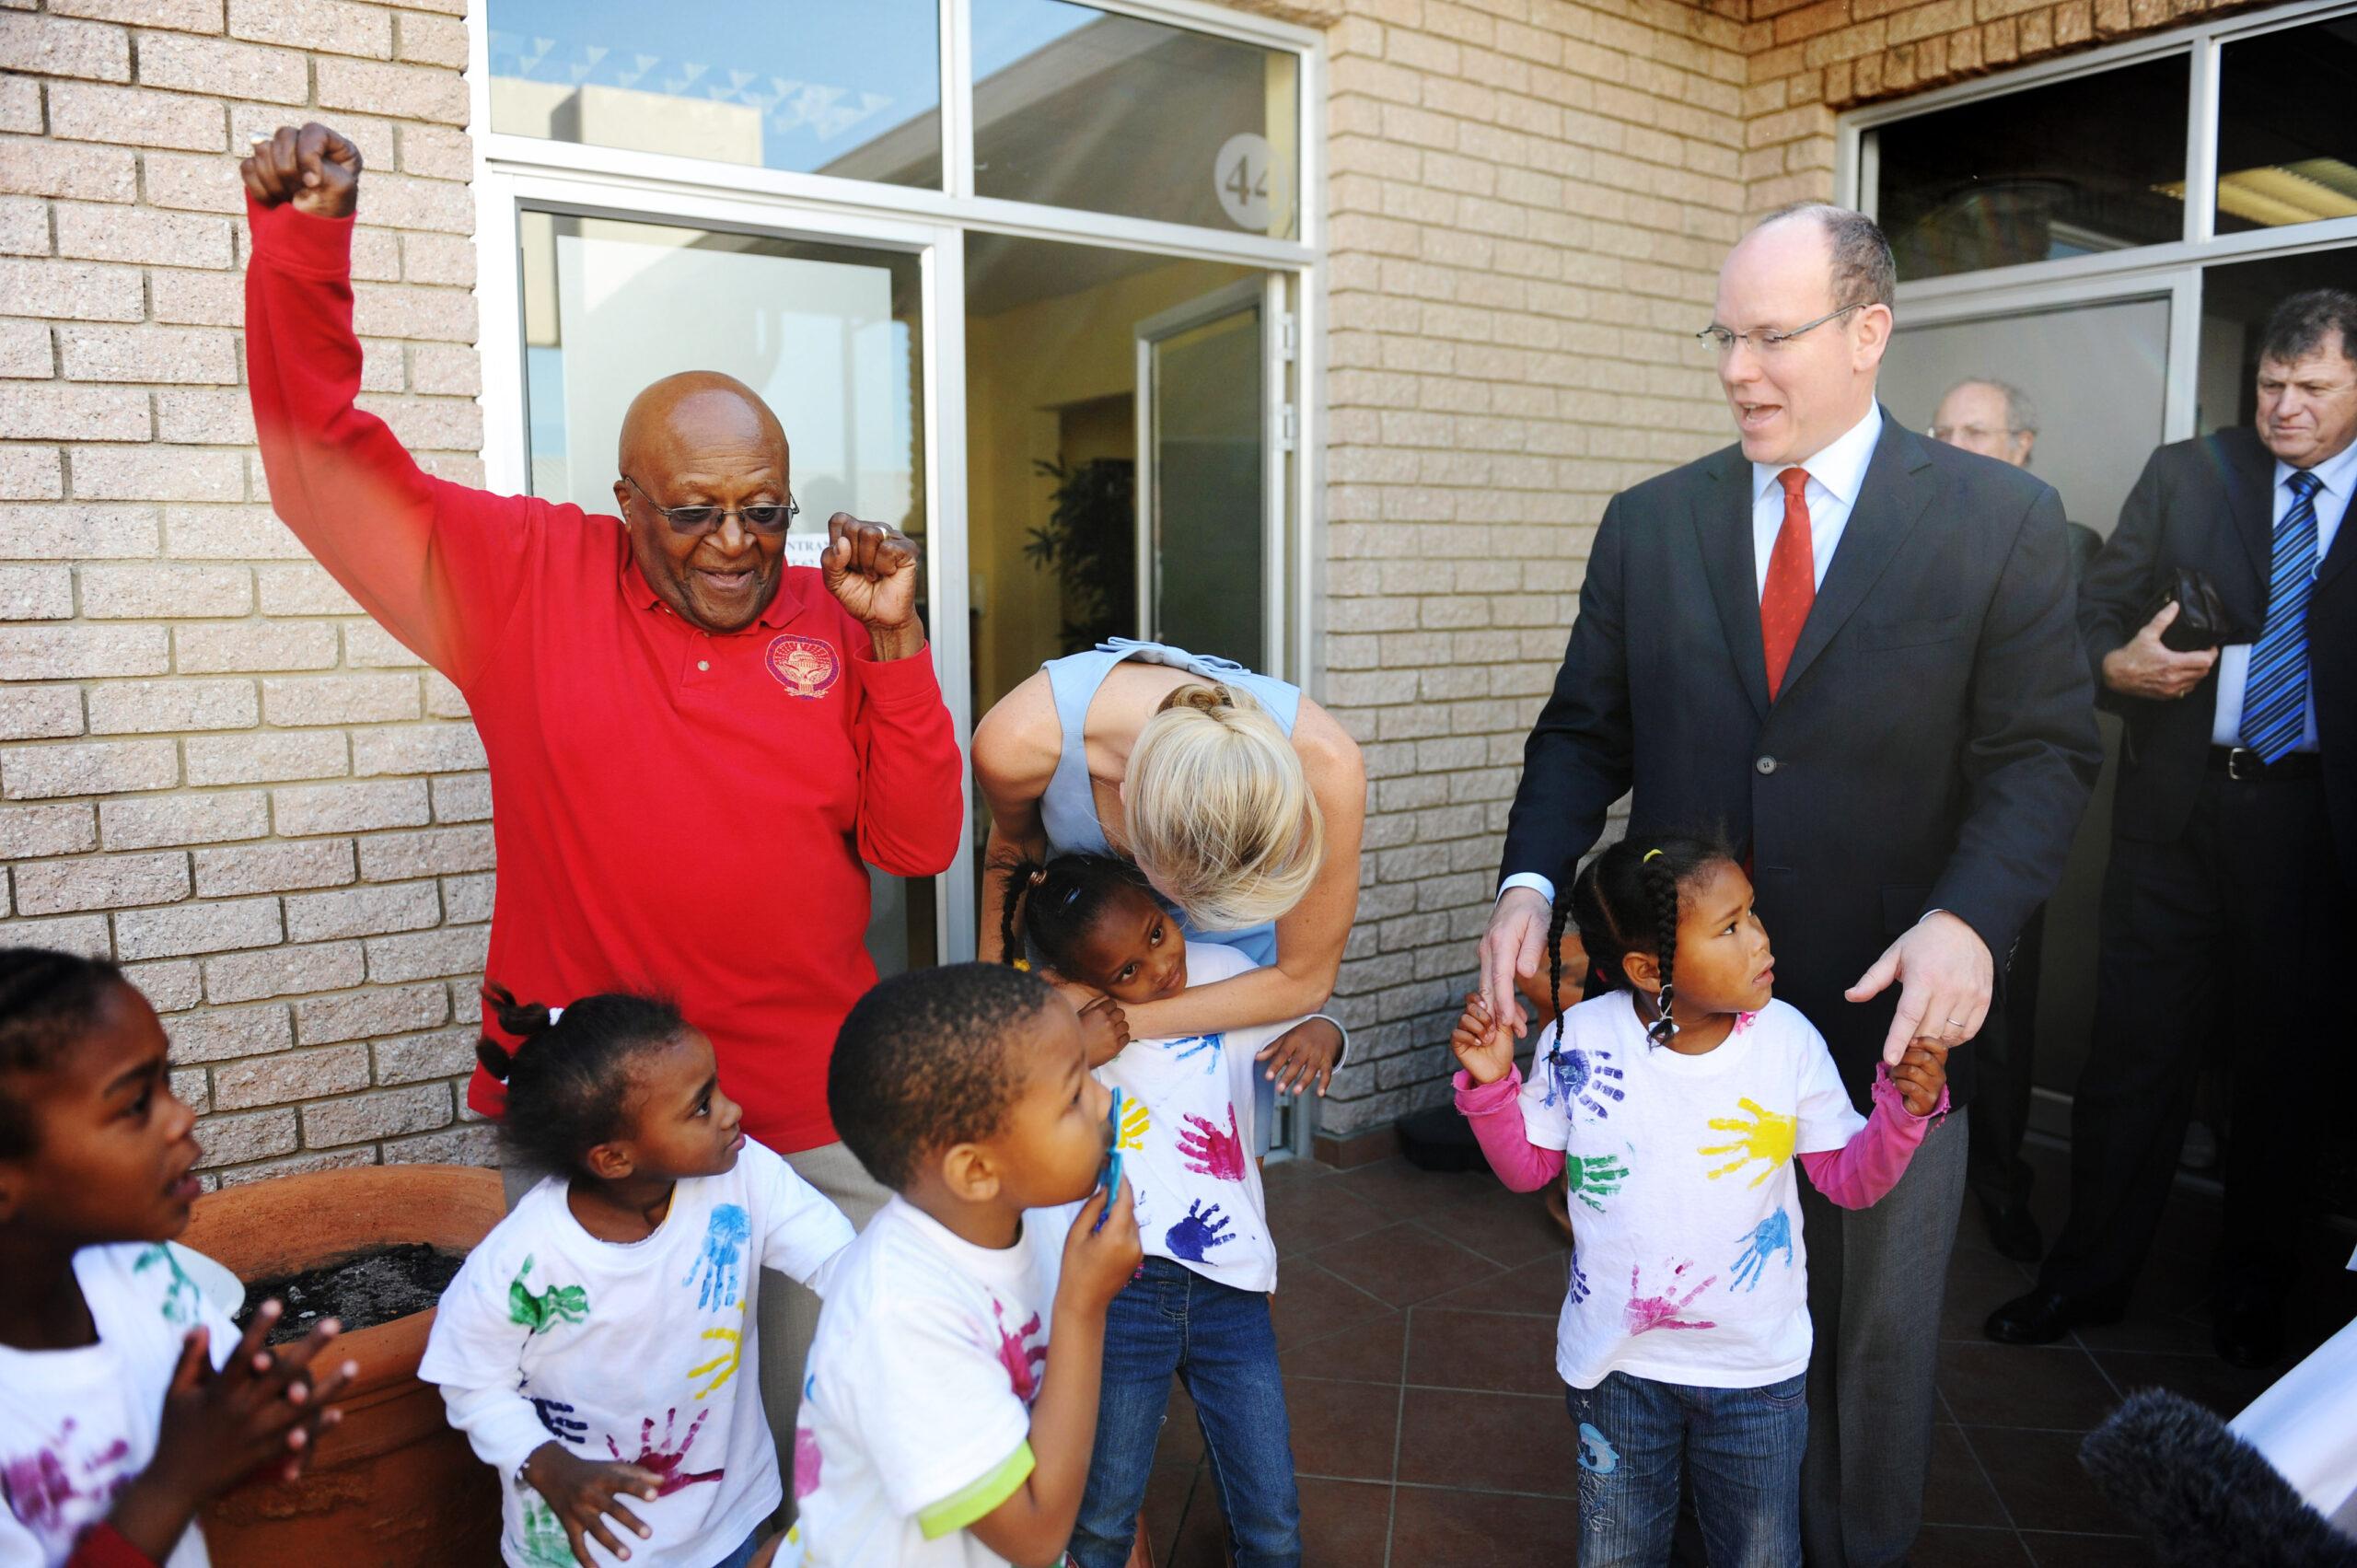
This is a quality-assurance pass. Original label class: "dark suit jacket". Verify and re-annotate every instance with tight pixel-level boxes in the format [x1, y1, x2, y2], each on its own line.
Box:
[1501, 409, 2103, 1104]
[2079, 427, 2357, 879]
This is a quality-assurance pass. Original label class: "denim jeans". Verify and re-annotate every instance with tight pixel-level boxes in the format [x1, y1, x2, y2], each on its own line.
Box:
[1566, 1370, 1807, 1568]
[706, 1527, 764, 1568]
[1067, 1258, 1302, 1568]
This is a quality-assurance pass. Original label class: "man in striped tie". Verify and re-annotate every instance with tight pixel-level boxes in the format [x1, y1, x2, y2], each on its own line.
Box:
[1989, 288, 2357, 1369]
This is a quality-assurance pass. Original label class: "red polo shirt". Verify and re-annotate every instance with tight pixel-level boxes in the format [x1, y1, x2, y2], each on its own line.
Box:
[244, 197, 963, 1153]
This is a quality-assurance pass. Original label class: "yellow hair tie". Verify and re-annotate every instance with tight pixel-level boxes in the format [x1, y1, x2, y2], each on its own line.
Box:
[1012, 958, 1031, 971]
[1643, 848, 1664, 863]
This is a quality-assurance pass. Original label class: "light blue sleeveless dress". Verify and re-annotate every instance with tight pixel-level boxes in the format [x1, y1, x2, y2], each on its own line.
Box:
[1036, 638, 1303, 1147]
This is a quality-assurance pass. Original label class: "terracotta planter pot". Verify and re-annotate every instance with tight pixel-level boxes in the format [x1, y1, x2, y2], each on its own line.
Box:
[180, 1163, 505, 1568]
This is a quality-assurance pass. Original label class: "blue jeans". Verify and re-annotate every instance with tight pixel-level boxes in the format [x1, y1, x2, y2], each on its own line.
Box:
[1067, 1258, 1302, 1568]
[1566, 1371, 1806, 1568]
[706, 1527, 764, 1568]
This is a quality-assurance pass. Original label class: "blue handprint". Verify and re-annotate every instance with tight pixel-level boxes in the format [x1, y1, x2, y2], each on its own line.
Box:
[1568, 1249, 1591, 1307]
[1166, 1033, 1223, 1074]
[1165, 1200, 1235, 1262]
[1542, 1040, 1625, 1120]
[1728, 1209, 1795, 1293]
[683, 1203, 751, 1310]
[524, 1383, 587, 1446]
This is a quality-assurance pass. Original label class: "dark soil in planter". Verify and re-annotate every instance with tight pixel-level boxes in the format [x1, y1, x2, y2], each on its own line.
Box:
[234, 1243, 468, 1344]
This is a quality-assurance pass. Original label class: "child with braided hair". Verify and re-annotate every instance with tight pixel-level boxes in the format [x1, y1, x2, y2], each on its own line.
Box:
[1448, 835, 1950, 1567]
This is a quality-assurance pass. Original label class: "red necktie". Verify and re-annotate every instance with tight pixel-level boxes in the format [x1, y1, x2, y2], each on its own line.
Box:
[1760, 468, 1814, 699]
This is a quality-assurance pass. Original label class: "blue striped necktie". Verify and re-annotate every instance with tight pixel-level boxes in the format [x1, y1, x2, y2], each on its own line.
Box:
[2240, 469, 2323, 763]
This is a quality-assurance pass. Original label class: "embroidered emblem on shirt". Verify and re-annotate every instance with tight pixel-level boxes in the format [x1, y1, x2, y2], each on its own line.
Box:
[765, 633, 841, 699]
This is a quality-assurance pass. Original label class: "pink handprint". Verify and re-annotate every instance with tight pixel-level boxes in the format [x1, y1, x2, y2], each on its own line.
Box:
[605, 1407, 723, 1496]
[793, 1427, 823, 1500]
[993, 1298, 1047, 1406]
[3, 1421, 133, 1549]
[1624, 1260, 1718, 1335]
[1177, 1104, 1247, 1182]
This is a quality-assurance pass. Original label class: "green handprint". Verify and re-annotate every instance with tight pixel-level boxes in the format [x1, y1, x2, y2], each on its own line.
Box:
[508, 1254, 589, 1334]
[517, 1497, 574, 1568]
[1564, 1150, 1631, 1214]
[134, 1243, 202, 1325]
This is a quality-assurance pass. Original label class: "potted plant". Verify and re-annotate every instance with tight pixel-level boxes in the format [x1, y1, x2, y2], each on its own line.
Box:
[179, 1163, 505, 1566]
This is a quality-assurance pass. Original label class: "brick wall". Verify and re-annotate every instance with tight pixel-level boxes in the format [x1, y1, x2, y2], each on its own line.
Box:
[0, 0, 492, 1188]
[1304, 0, 1752, 1138]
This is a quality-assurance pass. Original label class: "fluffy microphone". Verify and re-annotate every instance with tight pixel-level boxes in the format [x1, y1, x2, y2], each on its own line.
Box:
[2079, 1389, 2357, 1567]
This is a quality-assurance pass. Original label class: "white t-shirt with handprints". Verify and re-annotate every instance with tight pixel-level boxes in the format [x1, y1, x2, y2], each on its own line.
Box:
[0, 1242, 237, 1568]
[420, 1138, 852, 1567]
[1517, 993, 1865, 1392]
[1092, 939, 1297, 1295]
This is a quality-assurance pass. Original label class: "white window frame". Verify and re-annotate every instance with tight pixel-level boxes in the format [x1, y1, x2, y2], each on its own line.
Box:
[466, 0, 1328, 974]
[1837, 0, 2357, 445]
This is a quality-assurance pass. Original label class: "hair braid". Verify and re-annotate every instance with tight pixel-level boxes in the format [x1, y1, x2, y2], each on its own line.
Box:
[1639, 852, 1683, 1045]
[997, 857, 1045, 969]
[1545, 895, 1574, 1054]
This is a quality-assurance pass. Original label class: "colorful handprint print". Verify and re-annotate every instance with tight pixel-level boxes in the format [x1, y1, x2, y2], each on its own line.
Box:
[1563, 1149, 1631, 1214]
[507, 1255, 589, 1334]
[689, 1299, 747, 1397]
[133, 1243, 202, 1325]
[523, 1382, 588, 1446]
[517, 1498, 575, 1568]
[793, 1426, 824, 1500]
[1575, 1423, 1620, 1475]
[1166, 1199, 1236, 1262]
[605, 1408, 722, 1496]
[1624, 1260, 1718, 1334]
[1116, 1094, 1151, 1153]
[1177, 1104, 1247, 1182]
[683, 1202, 751, 1310]
[1568, 1249, 1591, 1307]
[1697, 1098, 1798, 1188]
[1165, 1033, 1223, 1074]
[1541, 1040, 1625, 1120]
[992, 1298, 1048, 1406]
[1729, 1210, 1795, 1292]
[1, 1421, 132, 1551]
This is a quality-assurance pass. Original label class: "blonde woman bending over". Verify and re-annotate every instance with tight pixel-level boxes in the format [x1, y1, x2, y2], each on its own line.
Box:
[974, 638, 1366, 1141]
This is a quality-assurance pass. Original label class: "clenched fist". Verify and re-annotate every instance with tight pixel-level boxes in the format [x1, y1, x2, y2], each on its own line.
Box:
[240, 122, 363, 220]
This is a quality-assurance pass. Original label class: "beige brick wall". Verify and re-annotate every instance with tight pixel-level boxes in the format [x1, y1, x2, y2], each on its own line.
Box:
[0, 0, 493, 1188]
[1304, 0, 1753, 1137]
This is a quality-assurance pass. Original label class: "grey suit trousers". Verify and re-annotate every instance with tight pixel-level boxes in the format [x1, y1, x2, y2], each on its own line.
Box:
[1797, 1106, 1969, 1568]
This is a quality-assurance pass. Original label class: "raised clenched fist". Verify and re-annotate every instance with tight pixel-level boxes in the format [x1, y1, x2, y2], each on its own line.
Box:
[239, 122, 363, 220]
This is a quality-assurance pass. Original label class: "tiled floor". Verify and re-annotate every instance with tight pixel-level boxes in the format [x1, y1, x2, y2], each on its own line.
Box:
[1137, 1139, 2357, 1567]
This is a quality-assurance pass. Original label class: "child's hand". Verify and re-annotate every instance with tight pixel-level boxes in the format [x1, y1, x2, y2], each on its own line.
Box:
[110, 1302, 358, 1561]
[1069, 991, 1130, 1068]
[1058, 1176, 1143, 1314]
[523, 1440, 661, 1565]
[1257, 1016, 1342, 1097]
[1448, 991, 1517, 1086]
[1892, 1039, 1949, 1117]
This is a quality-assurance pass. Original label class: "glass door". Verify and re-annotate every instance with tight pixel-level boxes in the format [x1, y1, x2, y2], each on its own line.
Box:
[1134, 278, 1287, 675]
[511, 202, 957, 975]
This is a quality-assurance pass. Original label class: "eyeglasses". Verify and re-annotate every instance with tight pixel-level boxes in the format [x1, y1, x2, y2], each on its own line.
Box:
[1696, 303, 1864, 355]
[1929, 424, 2023, 443]
[621, 473, 798, 536]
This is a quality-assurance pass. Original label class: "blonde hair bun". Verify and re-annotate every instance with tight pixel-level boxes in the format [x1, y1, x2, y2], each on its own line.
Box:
[1124, 681, 1323, 932]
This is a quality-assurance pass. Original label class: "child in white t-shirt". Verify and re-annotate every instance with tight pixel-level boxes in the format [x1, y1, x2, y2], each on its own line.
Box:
[420, 987, 853, 1568]
[1450, 837, 1951, 1568]
[782, 963, 1142, 1568]
[994, 854, 1329, 1568]
[0, 948, 354, 1568]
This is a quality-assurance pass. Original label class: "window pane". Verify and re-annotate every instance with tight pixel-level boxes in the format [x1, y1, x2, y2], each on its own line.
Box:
[970, 0, 1299, 238]
[1869, 55, 2189, 280]
[2214, 17, 2357, 235]
[2197, 248, 2357, 431]
[488, 0, 941, 187]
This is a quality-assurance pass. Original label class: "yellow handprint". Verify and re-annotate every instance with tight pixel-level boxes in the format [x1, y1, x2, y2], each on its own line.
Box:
[1697, 1098, 1798, 1188]
[1118, 1096, 1150, 1153]
[689, 1299, 746, 1398]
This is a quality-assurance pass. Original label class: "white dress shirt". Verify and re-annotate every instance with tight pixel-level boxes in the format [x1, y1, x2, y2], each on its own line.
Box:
[2208, 438, 2356, 753]
[1503, 407, 1886, 903]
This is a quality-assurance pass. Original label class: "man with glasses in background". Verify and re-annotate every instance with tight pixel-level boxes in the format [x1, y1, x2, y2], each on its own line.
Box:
[1929, 377, 2102, 1264]
[241, 123, 962, 1462]
[1479, 204, 2099, 1566]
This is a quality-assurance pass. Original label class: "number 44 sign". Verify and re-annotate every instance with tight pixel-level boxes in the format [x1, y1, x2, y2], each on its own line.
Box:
[1214, 132, 1274, 231]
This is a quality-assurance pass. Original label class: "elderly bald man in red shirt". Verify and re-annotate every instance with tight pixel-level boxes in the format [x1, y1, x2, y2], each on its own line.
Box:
[239, 122, 963, 1455]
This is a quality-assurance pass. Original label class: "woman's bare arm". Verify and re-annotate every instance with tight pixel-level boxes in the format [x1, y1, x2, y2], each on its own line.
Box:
[971, 673, 1061, 964]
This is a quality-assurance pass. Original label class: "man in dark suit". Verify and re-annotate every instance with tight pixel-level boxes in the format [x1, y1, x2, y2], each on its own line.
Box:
[1479, 204, 2100, 1567]
[1929, 375, 2104, 1262]
[1988, 289, 2357, 1367]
